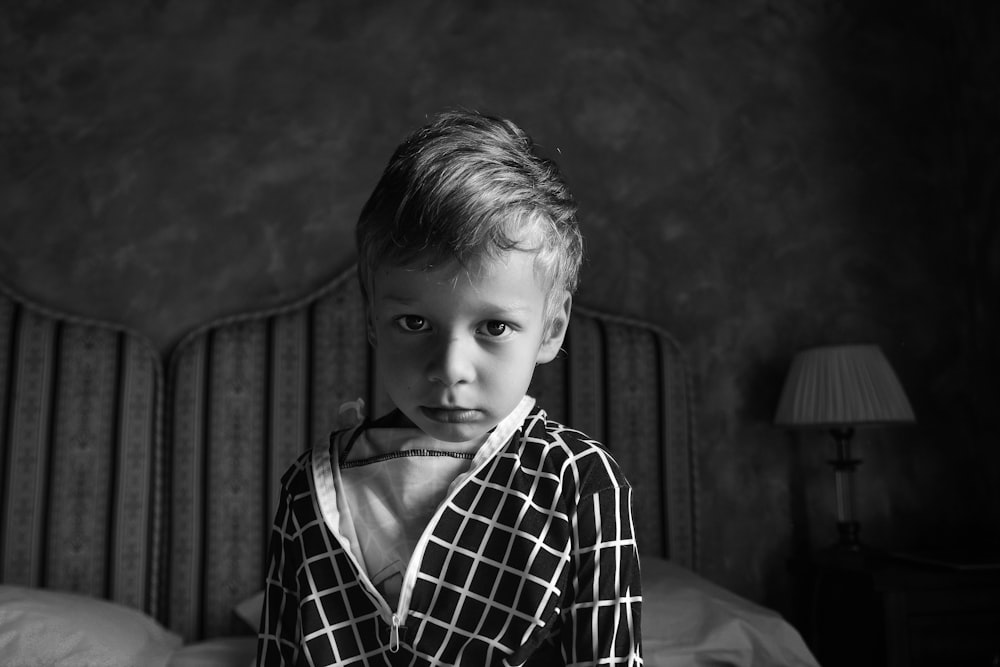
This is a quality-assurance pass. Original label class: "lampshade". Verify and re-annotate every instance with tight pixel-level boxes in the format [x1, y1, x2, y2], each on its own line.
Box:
[774, 344, 915, 428]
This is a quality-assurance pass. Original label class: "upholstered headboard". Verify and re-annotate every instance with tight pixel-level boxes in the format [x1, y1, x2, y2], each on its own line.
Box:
[0, 284, 164, 618]
[164, 266, 698, 641]
[0, 266, 697, 644]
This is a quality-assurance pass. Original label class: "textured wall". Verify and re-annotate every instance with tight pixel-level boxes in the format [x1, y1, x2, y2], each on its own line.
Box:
[2, 0, 998, 616]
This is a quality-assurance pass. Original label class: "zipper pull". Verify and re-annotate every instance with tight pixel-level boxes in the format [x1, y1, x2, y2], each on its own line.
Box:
[389, 614, 402, 653]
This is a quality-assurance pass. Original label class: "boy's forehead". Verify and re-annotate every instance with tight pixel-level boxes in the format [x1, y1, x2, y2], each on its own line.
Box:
[372, 250, 549, 296]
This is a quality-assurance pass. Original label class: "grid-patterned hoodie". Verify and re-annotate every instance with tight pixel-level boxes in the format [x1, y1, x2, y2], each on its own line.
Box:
[257, 397, 643, 666]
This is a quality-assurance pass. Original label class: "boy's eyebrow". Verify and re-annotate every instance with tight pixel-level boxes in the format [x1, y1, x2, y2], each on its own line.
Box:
[378, 293, 418, 305]
[485, 302, 533, 313]
[477, 305, 534, 318]
[377, 293, 535, 314]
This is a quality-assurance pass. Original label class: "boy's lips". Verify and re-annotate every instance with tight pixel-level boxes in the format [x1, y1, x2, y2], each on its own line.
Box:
[420, 406, 482, 424]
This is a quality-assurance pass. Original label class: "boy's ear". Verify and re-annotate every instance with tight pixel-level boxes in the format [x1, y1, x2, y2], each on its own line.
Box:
[536, 292, 572, 365]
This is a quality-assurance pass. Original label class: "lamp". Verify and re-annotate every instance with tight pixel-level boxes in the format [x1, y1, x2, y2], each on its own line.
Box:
[774, 344, 915, 550]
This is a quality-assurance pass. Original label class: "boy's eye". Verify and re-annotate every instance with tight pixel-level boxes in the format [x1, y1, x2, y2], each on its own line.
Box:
[395, 315, 428, 332]
[482, 321, 508, 337]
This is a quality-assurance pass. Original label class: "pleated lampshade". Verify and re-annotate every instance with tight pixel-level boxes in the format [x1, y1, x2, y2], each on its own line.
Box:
[774, 344, 915, 428]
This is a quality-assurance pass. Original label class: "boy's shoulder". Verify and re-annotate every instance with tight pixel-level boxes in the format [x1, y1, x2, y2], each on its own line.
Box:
[275, 445, 316, 492]
[277, 427, 353, 491]
[520, 405, 602, 450]
[516, 404, 629, 490]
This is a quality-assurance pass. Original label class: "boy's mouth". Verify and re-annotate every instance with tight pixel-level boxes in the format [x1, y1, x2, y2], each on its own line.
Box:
[420, 406, 481, 424]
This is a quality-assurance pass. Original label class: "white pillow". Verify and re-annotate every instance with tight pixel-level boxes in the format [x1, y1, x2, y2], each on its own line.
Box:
[0, 585, 183, 667]
[165, 636, 257, 667]
[640, 557, 819, 667]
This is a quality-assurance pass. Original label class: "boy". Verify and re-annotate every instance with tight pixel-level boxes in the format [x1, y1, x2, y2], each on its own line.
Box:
[258, 110, 642, 666]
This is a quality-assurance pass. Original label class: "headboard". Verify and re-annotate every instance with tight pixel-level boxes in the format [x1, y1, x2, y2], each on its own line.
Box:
[0, 266, 698, 644]
[0, 284, 164, 618]
[165, 265, 698, 641]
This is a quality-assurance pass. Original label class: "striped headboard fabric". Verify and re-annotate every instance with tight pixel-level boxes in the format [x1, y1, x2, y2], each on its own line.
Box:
[164, 266, 697, 641]
[0, 267, 697, 644]
[166, 274, 374, 639]
[0, 285, 164, 618]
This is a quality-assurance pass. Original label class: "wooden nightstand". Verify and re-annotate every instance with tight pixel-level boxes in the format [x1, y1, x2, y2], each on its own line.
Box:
[800, 549, 1000, 667]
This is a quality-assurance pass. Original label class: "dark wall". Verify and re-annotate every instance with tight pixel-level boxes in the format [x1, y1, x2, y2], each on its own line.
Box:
[2, 0, 997, 614]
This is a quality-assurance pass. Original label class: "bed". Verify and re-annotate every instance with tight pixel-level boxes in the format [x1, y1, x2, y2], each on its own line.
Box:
[0, 266, 818, 666]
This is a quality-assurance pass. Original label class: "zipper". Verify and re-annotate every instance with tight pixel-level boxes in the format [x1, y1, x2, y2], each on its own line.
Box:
[394, 396, 536, 618]
[393, 398, 535, 617]
[389, 614, 402, 653]
[321, 397, 537, 653]
[393, 439, 489, 615]
[334, 536, 407, 645]
[316, 433, 409, 646]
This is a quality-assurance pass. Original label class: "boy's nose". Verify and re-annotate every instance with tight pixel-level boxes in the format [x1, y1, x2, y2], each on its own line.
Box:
[427, 335, 475, 386]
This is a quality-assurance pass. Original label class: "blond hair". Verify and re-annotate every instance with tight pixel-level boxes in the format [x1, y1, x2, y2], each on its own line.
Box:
[356, 110, 583, 315]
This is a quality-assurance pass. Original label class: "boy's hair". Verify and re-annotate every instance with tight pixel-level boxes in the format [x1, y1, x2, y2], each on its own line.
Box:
[356, 110, 583, 312]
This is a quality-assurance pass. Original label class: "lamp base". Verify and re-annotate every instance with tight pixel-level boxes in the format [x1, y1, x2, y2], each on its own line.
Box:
[828, 428, 864, 552]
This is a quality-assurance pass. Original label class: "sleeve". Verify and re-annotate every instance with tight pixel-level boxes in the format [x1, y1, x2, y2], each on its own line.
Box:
[559, 484, 643, 666]
[256, 481, 302, 666]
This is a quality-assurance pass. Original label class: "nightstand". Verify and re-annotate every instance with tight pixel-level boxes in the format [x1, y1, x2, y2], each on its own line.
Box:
[800, 549, 1000, 667]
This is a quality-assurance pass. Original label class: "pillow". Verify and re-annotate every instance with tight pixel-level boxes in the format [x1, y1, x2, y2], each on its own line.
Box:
[0, 585, 183, 667]
[640, 557, 819, 667]
[166, 636, 257, 667]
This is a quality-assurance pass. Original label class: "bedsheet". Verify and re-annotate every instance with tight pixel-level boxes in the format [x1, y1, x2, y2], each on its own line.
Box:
[1, 558, 819, 667]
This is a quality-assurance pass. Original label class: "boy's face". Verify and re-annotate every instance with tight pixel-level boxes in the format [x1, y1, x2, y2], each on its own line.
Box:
[368, 251, 570, 445]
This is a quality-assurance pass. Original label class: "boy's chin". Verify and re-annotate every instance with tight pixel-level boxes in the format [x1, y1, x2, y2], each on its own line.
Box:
[412, 417, 494, 448]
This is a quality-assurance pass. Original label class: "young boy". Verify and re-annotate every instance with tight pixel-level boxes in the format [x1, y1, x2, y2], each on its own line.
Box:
[258, 110, 642, 666]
